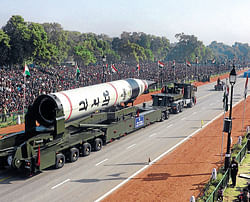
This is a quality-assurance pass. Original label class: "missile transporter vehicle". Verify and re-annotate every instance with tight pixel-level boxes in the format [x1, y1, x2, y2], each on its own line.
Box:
[0, 104, 162, 174]
[151, 83, 197, 114]
[0, 79, 163, 175]
[0, 79, 197, 175]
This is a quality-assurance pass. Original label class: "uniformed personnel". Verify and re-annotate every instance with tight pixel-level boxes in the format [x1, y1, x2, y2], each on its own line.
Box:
[230, 156, 238, 187]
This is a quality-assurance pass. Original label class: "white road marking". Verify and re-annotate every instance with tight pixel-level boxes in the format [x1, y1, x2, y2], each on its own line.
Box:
[127, 144, 136, 149]
[51, 179, 70, 190]
[94, 95, 249, 202]
[209, 103, 214, 106]
[191, 112, 197, 115]
[149, 133, 157, 137]
[181, 117, 186, 121]
[95, 158, 108, 166]
[197, 93, 213, 100]
[166, 124, 173, 128]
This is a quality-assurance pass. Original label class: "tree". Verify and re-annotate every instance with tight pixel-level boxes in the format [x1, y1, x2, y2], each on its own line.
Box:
[208, 41, 235, 62]
[73, 44, 96, 66]
[2, 15, 31, 66]
[150, 36, 170, 61]
[167, 33, 213, 63]
[27, 22, 51, 65]
[42, 23, 69, 64]
[0, 29, 10, 66]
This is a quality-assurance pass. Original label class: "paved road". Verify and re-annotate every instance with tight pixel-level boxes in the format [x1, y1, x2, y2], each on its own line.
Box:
[0, 73, 248, 202]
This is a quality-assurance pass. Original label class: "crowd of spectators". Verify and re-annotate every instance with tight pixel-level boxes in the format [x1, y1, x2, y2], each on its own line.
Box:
[0, 61, 235, 118]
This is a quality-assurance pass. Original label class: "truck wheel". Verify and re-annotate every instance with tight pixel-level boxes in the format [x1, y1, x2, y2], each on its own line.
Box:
[176, 105, 180, 114]
[69, 148, 79, 162]
[55, 153, 65, 169]
[160, 112, 166, 121]
[188, 101, 193, 108]
[165, 112, 169, 119]
[179, 104, 183, 112]
[81, 143, 91, 156]
[94, 138, 103, 151]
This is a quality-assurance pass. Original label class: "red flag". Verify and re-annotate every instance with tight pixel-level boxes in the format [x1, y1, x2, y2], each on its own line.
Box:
[158, 61, 164, 68]
[172, 60, 176, 68]
[136, 64, 141, 71]
[36, 145, 40, 166]
[244, 75, 248, 99]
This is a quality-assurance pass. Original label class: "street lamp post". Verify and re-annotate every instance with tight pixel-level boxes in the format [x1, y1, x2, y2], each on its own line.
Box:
[102, 55, 106, 83]
[224, 66, 237, 170]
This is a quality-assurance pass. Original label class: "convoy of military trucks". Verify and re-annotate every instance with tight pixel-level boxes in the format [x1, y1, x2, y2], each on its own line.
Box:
[0, 79, 196, 175]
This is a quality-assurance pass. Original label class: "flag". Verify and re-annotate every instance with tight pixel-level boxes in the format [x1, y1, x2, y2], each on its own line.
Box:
[244, 75, 248, 99]
[136, 64, 141, 71]
[172, 60, 176, 68]
[23, 63, 31, 77]
[186, 60, 191, 67]
[158, 60, 164, 68]
[195, 56, 199, 64]
[136, 64, 140, 76]
[111, 64, 118, 73]
[76, 65, 80, 80]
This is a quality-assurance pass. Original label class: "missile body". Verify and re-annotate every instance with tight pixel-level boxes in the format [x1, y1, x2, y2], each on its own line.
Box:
[33, 78, 152, 126]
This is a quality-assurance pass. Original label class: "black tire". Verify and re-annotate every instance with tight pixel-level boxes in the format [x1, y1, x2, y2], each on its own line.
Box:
[179, 104, 183, 112]
[94, 138, 103, 151]
[188, 101, 193, 108]
[175, 105, 180, 114]
[69, 147, 79, 162]
[160, 112, 166, 121]
[165, 111, 169, 119]
[81, 143, 91, 156]
[55, 153, 65, 169]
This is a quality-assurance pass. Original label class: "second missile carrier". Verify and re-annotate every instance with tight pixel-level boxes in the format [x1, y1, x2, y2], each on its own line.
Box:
[0, 80, 197, 175]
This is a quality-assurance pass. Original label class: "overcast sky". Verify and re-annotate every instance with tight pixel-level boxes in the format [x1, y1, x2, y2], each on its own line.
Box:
[1, 0, 249, 45]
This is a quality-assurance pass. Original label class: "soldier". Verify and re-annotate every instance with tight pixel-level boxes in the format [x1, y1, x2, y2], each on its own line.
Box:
[217, 77, 221, 85]
[230, 156, 239, 187]
[1, 104, 7, 122]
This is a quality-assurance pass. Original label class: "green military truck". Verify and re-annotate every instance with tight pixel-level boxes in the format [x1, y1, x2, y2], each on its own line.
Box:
[0, 83, 196, 175]
[152, 83, 197, 114]
[0, 103, 164, 175]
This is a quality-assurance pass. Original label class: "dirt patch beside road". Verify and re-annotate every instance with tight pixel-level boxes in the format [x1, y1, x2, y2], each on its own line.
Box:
[103, 96, 250, 202]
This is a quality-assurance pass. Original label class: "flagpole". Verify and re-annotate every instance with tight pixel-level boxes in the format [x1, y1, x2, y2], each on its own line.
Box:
[174, 65, 175, 83]
[185, 64, 187, 82]
[111, 62, 113, 81]
[242, 98, 246, 131]
[138, 65, 139, 77]
[23, 73, 26, 122]
[158, 63, 160, 89]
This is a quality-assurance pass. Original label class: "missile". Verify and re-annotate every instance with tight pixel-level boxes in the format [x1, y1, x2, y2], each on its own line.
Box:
[33, 78, 154, 126]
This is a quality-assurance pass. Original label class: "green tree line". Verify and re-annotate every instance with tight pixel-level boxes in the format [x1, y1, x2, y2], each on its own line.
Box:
[0, 15, 249, 67]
